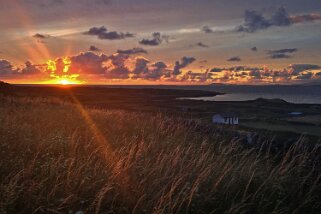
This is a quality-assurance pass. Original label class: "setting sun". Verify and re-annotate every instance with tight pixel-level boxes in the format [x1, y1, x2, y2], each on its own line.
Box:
[58, 79, 73, 85]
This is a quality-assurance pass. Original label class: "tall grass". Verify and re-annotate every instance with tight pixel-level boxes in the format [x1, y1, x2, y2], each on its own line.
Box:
[0, 95, 321, 213]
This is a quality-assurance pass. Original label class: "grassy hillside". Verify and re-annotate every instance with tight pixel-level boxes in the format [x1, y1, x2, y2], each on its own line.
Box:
[6, 84, 321, 137]
[0, 95, 321, 213]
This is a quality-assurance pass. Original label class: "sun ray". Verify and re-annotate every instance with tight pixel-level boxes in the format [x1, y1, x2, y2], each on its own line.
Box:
[65, 91, 135, 202]
[11, 0, 52, 62]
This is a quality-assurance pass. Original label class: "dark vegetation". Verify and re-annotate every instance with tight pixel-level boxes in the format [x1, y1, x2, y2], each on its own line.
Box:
[1, 82, 321, 213]
[7, 83, 321, 137]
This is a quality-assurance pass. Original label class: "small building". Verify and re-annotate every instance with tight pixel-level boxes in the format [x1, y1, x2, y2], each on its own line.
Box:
[212, 113, 239, 125]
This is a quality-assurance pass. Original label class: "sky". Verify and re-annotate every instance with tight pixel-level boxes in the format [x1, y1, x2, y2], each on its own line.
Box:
[0, 0, 321, 85]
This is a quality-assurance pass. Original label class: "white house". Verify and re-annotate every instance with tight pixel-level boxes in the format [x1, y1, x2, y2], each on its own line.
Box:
[212, 113, 239, 125]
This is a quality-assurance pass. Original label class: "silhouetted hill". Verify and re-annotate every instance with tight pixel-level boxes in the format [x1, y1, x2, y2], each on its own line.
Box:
[0, 81, 15, 94]
[253, 97, 289, 104]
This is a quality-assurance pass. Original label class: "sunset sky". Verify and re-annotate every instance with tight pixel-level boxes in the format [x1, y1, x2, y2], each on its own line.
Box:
[1, 0, 321, 84]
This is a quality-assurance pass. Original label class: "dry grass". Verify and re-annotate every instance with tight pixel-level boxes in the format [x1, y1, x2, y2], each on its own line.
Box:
[0, 95, 321, 214]
[286, 115, 321, 126]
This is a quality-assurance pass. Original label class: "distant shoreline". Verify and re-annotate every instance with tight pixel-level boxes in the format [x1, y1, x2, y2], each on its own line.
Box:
[181, 93, 321, 105]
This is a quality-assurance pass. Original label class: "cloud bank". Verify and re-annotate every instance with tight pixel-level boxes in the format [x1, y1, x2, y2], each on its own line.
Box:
[267, 48, 298, 59]
[237, 7, 321, 33]
[1, 52, 321, 84]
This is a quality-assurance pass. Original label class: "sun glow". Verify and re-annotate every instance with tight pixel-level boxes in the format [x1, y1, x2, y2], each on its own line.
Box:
[40, 77, 83, 85]
[63, 58, 71, 73]
[58, 79, 74, 85]
[44, 58, 82, 85]
[47, 60, 56, 72]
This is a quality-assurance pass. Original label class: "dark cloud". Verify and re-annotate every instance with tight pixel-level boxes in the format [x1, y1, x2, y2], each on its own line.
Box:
[248, 70, 261, 79]
[84, 26, 134, 40]
[2, 44, 321, 83]
[234, 71, 248, 78]
[269, 48, 298, 54]
[227, 57, 241, 62]
[0, 59, 17, 75]
[33, 33, 50, 39]
[107, 53, 128, 67]
[145, 61, 168, 80]
[232, 66, 254, 72]
[69, 51, 108, 74]
[296, 72, 314, 80]
[85, 26, 107, 35]
[104, 54, 130, 79]
[132, 58, 149, 75]
[271, 69, 291, 80]
[161, 35, 170, 43]
[267, 48, 297, 59]
[132, 59, 170, 80]
[98, 31, 134, 40]
[288, 64, 321, 75]
[20, 61, 42, 75]
[55, 53, 321, 82]
[182, 70, 213, 82]
[0, 59, 43, 78]
[117, 47, 147, 55]
[173, 56, 196, 75]
[204, 64, 321, 83]
[210, 66, 264, 76]
[104, 66, 130, 79]
[251, 47, 258, 51]
[237, 7, 321, 33]
[139, 32, 168, 46]
[237, 10, 271, 33]
[270, 6, 291, 27]
[89, 45, 101, 52]
[196, 42, 209, 48]
[269, 53, 292, 59]
[210, 68, 223, 73]
[201, 26, 214, 33]
[210, 66, 263, 73]
[152, 61, 167, 70]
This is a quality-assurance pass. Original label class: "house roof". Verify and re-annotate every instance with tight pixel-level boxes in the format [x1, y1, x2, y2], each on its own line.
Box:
[215, 112, 238, 118]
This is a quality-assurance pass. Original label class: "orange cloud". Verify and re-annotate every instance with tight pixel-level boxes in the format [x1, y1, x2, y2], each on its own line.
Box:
[1, 50, 321, 85]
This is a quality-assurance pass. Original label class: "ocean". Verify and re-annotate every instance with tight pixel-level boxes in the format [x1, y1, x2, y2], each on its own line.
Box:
[183, 85, 321, 104]
[105, 84, 321, 104]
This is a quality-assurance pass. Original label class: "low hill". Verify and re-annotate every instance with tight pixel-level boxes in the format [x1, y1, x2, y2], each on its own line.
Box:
[252, 97, 289, 104]
[0, 81, 15, 94]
